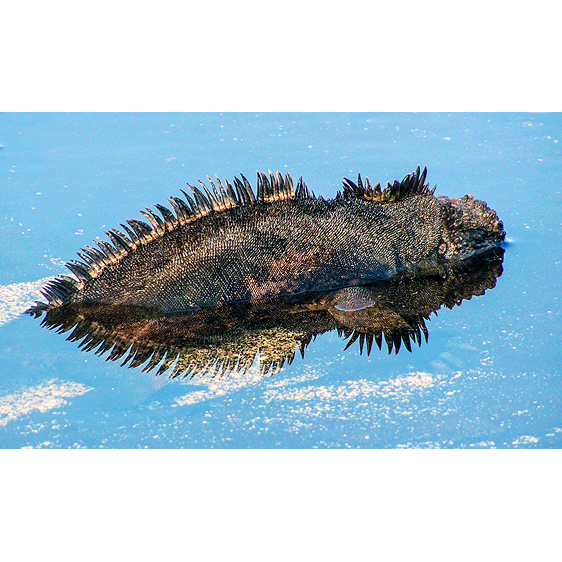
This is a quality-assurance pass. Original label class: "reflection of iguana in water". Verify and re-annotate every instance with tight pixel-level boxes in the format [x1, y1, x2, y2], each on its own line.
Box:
[28, 167, 505, 314]
[30, 248, 505, 379]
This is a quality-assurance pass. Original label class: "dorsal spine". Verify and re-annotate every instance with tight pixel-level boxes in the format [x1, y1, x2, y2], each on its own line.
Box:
[339, 165, 436, 203]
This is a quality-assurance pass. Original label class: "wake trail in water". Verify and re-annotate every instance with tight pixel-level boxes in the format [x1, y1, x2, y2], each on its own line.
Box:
[0, 278, 53, 327]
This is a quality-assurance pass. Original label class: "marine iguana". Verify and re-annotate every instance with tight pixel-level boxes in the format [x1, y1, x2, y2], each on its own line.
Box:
[28, 166, 505, 314]
[31, 247, 504, 378]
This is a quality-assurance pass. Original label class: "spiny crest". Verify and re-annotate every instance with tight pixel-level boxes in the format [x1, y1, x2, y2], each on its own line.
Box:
[30, 276, 80, 312]
[340, 166, 436, 203]
[29, 171, 309, 310]
[339, 315, 429, 356]
[257, 171, 292, 202]
[33, 304, 301, 378]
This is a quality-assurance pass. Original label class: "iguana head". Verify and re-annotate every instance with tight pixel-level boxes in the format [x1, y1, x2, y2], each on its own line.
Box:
[437, 194, 505, 260]
[341, 166, 506, 263]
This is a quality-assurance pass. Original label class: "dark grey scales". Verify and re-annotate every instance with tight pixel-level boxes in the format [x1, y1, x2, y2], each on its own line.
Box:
[29, 166, 506, 314]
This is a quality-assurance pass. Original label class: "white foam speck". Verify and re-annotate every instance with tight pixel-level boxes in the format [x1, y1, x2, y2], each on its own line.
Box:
[0, 379, 93, 427]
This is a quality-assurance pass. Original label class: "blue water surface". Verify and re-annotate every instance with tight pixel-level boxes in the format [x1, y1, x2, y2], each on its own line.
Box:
[1, 112, 561, 448]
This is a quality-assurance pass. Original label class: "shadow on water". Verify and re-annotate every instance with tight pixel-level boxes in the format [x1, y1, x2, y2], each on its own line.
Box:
[28, 247, 504, 380]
